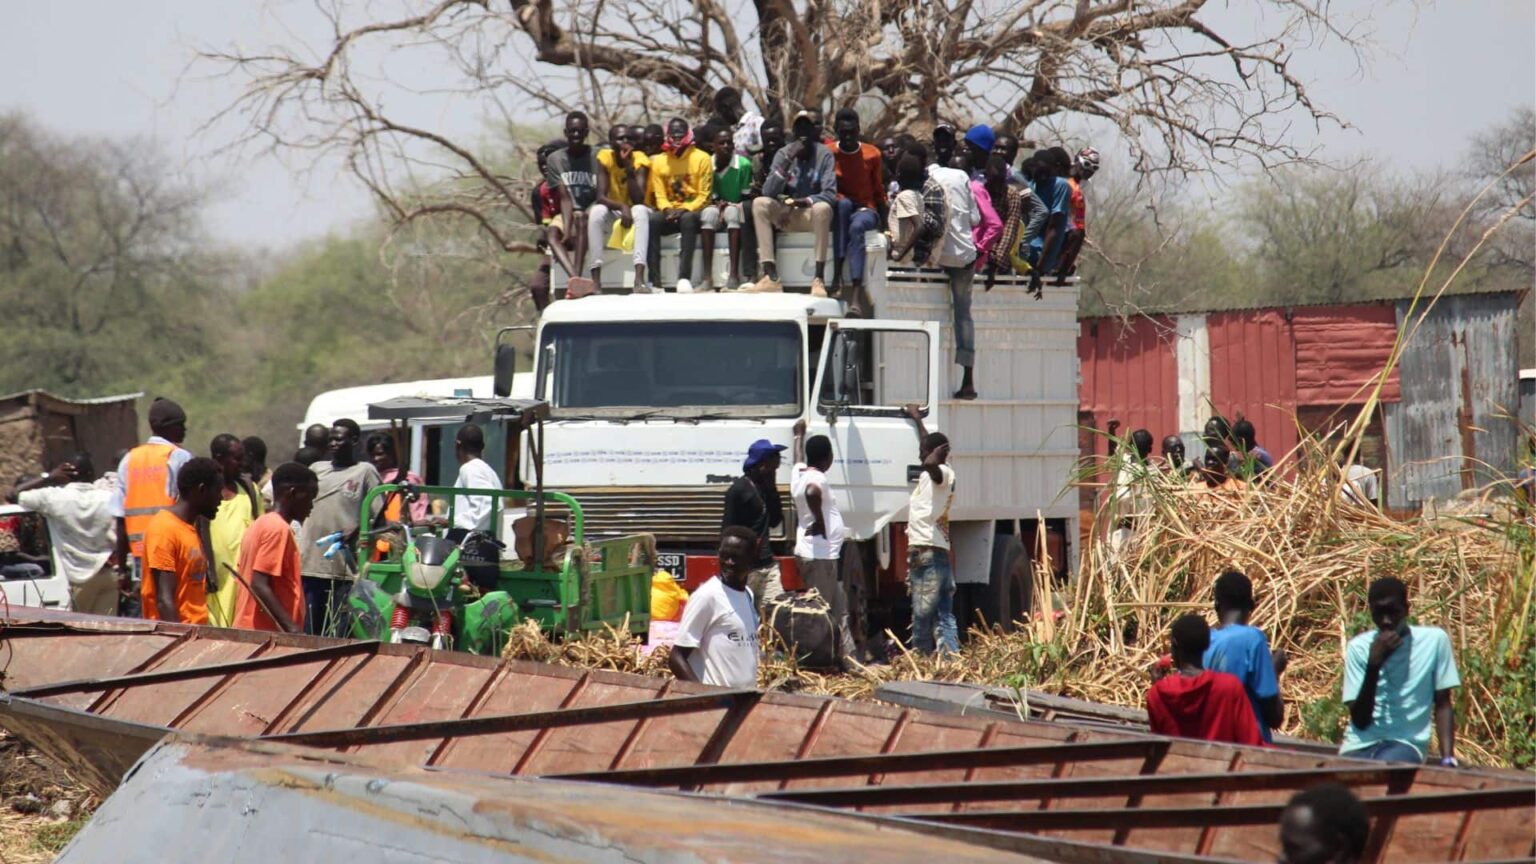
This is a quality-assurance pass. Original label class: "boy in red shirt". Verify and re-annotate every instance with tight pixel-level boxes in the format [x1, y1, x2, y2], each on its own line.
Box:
[1147, 613, 1265, 746]
[234, 463, 318, 633]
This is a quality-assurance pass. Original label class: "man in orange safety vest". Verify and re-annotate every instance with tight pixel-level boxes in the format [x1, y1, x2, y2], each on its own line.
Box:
[111, 397, 194, 615]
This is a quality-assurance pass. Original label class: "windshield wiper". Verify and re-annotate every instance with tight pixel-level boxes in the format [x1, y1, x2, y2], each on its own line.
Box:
[626, 410, 697, 424]
[552, 414, 631, 424]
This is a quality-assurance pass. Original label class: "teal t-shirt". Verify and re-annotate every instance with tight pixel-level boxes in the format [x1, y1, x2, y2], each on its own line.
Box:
[1340, 625, 1460, 759]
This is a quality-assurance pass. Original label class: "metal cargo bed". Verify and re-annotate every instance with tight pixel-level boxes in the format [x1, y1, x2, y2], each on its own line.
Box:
[0, 609, 1530, 863]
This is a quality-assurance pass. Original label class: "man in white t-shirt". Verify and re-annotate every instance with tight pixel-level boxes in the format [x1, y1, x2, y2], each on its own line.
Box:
[790, 420, 857, 664]
[669, 527, 760, 689]
[13, 453, 118, 615]
[903, 405, 958, 654]
[452, 424, 503, 533]
[1341, 458, 1379, 509]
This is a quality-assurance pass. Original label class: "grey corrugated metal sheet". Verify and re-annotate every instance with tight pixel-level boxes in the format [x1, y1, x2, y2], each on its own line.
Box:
[1385, 294, 1521, 506]
[60, 735, 1052, 864]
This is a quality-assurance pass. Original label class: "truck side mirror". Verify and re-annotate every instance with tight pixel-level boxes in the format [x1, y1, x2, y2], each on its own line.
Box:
[493, 342, 517, 397]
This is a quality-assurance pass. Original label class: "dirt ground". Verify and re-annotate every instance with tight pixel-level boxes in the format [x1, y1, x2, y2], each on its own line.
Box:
[0, 734, 93, 863]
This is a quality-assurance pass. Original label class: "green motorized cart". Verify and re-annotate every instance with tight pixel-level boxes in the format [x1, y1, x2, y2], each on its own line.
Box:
[347, 395, 654, 654]
[355, 484, 654, 637]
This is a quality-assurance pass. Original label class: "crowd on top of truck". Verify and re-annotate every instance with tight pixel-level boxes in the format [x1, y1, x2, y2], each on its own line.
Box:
[530, 88, 1096, 401]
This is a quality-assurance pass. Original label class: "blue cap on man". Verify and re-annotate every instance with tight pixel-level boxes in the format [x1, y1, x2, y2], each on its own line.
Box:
[743, 439, 787, 472]
[964, 124, 995, 154]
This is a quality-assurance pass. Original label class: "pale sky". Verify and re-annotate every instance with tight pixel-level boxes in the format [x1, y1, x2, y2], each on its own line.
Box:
[2, 0, 1531, 251]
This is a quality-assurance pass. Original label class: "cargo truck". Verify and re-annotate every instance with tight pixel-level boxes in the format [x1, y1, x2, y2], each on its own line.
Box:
[519, 233, 1080, 633]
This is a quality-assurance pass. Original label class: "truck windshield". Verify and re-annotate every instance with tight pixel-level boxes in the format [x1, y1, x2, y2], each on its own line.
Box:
[539, 321, 802, 417]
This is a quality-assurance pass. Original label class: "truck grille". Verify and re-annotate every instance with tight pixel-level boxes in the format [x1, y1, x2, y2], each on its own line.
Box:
[563, 486, 793, 544]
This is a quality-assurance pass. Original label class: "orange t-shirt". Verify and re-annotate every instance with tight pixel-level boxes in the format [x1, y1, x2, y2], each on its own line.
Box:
[233, 512, 305, 632]
[142, 509, 209, 624]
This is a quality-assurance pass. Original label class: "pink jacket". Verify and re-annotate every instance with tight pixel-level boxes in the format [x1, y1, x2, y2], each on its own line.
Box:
[970, 180, 1002, 269]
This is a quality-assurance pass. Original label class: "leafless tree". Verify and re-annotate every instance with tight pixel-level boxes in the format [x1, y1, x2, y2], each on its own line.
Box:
[1466, 106, 1535, 278]
[203, 0, 1376, 296]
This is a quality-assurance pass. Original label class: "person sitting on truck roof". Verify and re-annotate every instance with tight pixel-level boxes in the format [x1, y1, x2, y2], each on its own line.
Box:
[982, 153, 1047, 288]
[1146, 613, 1265, 746]
[14, 453, 118, 616]
[545, 112, 600, 296]
[1026, 147, 1073, 297]
[961, 153, 1002, 280]
[903, 405, 959, 655]
[1205, 570, 1287, 744]
[588, 123, 653, 294]
[750, 109, 836, 296]
[886, 148, 934, 269]
[926, 154, 983, 400]
[992, 133, 1029, 188]
[930, 122, 957, 169]
[722, 439, 787, 615]
[829, 107, 886, 316]
[700, 124, 753, 293]
[1053, 146, 1097, 282]
[451, 423, 503, 535]
[646, 117, 713, 294]
[1277, 783, 1368, 864]
[668, 526, 761, 689]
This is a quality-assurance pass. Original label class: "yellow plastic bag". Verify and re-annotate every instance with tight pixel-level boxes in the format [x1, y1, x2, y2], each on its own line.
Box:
[650, 570, 690, 622]
[608, 221, 635, 253]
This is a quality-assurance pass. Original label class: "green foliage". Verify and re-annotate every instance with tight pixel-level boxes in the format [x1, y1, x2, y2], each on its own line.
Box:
[1459, 633, 1536, 769]
[1299, 681, 1347, 745]
[31, 815, 90, 852]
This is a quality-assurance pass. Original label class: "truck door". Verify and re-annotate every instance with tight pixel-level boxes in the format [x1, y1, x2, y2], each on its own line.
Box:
[809, 319, 940, 541]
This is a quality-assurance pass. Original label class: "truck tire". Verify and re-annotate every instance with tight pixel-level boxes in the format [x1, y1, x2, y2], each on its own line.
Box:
[990, 533, 1031, 630]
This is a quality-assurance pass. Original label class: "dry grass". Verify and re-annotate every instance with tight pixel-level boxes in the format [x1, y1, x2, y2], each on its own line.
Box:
[0, 733, 94, 863]
[503, 448, 1534, 768]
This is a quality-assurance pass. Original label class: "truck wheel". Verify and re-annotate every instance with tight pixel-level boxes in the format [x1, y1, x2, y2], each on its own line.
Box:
[990, 533, 1031, 631]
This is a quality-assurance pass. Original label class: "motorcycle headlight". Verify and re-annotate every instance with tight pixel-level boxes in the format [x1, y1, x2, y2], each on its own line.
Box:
[407, 561, 449, 592]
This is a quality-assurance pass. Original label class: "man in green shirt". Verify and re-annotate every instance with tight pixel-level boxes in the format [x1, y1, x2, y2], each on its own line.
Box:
[700, 126, 753, 292]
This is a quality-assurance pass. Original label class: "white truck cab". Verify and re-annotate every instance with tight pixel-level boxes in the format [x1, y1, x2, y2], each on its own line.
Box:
[530, 233, 1080, 630]
[0, 504, 72, 610]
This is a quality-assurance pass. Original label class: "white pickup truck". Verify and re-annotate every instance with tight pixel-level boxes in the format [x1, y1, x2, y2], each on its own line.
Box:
[528, 233, 1079, 630]
[0, 505, 73, 611]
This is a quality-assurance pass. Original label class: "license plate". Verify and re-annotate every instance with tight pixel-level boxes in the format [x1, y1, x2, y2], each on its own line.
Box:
[654, 552, 685, 575]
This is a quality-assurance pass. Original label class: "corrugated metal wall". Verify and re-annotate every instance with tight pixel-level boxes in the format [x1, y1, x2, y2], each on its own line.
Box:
[1385, 294, 1520, 505]
[1207, 310, 1301, 464]
[1292, 304, 1402, 404]
[1077, 316, 1180, 457]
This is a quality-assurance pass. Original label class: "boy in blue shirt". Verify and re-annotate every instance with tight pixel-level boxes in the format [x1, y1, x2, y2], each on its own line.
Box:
[1341, 577, 1460, 765]
[1203, 570, 1285, 743]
